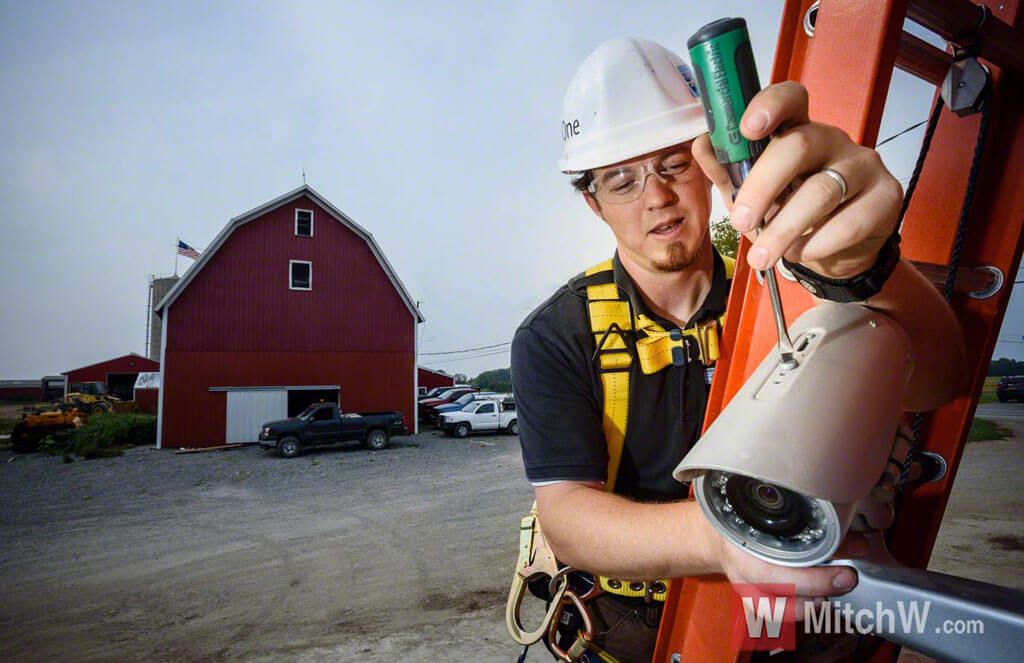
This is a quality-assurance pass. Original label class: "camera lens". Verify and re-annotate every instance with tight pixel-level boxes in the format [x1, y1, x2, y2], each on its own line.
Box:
[754, 483, 782, 508]
[725, 475, 811, 537]
[695, 471, 841, 566]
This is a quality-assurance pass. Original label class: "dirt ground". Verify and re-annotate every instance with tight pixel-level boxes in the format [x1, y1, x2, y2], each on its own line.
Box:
[1, 417, 1021, 663]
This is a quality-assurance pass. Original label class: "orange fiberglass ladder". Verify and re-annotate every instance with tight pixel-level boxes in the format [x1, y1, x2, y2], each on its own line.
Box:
[652, 1, 1024, 662]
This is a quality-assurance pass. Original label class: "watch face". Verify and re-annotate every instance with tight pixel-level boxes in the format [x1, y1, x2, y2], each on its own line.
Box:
[798, 279, 820, 296]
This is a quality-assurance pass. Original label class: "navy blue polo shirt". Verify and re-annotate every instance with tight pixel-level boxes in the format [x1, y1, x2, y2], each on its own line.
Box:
[511, 250, 730, 502]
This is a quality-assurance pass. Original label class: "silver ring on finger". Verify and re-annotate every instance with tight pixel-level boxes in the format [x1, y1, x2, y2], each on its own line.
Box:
[819, 167, 848, 205]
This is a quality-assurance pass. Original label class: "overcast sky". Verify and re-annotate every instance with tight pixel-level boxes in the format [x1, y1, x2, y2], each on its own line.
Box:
[1, 1, 1020, 380]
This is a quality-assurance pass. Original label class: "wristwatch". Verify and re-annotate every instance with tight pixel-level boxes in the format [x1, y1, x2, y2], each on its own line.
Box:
[781, 233, 901, 303]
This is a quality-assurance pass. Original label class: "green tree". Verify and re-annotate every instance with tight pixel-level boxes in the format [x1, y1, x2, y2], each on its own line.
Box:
[988, 357, 1024, 376]
[452, 373, 469, 384]
[472, 368, 512, 393]
[710, 215, 739, 258]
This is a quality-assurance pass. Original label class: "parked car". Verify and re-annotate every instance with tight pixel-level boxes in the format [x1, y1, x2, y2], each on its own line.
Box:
[996, 375, 1024, 402]
[418, 385, 470, 401]
[418, 387, 477, 418]
[427, 392, 502, 425]
[258, 403, 407, 457]
[440, 397, 517, 438]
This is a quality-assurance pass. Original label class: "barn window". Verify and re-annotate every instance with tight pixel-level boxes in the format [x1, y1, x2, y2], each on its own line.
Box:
[295, 209, 313, 237]
[289, 260, 312, 290]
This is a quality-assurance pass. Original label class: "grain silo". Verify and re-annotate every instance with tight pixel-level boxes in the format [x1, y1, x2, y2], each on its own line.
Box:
[146, 276, 179, 360]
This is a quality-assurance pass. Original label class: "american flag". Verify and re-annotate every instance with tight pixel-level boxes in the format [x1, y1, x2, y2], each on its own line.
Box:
[177, 240, 201, 260]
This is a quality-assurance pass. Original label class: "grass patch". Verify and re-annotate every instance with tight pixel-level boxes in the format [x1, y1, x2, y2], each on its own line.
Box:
[0, 418, 21, 434]
[41, 413, 156, 459]
[978, 376, 1000, 404]
[968, 417, 1010, 442]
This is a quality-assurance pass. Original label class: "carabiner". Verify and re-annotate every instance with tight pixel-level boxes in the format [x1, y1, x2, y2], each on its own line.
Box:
[506, 572, 569, 645]
[547, 589, 595, 662]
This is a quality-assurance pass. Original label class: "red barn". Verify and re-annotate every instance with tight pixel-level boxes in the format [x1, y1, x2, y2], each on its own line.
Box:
[154, 185, 424, 449]
[418, 366, 455, 393]
[63, 354, 161, 401]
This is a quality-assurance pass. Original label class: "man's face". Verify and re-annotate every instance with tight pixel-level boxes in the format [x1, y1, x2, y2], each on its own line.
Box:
[585, 141, 712, 274]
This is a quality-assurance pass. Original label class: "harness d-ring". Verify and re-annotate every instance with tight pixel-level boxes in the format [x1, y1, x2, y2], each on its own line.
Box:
[549, 567, 603, 602]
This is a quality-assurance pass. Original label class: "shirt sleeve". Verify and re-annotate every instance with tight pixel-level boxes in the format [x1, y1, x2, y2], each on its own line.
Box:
[511, 316, 608, 484]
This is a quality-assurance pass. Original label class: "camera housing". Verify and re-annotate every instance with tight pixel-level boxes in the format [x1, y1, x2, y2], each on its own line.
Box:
[674, 303, 913, 566]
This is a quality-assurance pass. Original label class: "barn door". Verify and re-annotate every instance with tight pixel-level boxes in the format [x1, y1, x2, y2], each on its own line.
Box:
[225, 390, 287, 444]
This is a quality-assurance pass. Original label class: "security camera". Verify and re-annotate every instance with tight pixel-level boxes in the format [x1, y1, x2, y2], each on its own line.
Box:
[673, 303, 913, 567]
[671, 303, 1024, 661]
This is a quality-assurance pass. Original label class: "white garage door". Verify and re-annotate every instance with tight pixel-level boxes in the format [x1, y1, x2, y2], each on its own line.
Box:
[226, 390, 287, 444]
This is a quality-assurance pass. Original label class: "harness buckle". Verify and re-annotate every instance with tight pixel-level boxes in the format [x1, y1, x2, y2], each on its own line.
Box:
[668, 328, 687, 366]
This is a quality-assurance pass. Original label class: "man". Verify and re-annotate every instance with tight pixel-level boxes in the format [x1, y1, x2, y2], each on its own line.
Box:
[510, 38, 965, 663]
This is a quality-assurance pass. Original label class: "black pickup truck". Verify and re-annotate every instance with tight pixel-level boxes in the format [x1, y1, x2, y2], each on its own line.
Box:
[258, 403, 407, 458]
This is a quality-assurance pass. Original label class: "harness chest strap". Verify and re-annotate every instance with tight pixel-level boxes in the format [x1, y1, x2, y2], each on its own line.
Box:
[583, 256, 732, 488]
[583, 258, 730, 602]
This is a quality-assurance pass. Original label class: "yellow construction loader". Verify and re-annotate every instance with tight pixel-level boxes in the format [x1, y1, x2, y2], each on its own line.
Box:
[59, 382, 122, 414]
[10, 409, 88, 452]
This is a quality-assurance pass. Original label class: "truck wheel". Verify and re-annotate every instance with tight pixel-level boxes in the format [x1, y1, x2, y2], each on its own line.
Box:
[277, 436, 301, 458]
[454, 423, 470, 438]
[91, 401, 111, 415]
[365, 429, 389, 450]
[507, 420, 519, 435]
[10, 423, 38, 453]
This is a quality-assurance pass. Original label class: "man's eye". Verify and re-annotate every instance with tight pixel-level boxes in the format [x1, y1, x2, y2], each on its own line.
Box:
[602, 172, 637, 193]
[661, 160, 691, 174]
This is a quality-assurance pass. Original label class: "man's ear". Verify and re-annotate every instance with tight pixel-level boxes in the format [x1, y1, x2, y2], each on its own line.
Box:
[583, 192, 604, 219]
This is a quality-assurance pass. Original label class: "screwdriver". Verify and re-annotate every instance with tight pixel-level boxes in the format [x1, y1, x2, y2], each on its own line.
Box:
[687, 17, 799, 369]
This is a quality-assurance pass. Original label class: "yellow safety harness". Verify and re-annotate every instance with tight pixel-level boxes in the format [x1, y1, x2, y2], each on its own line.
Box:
[506, 255, 734, 661]
[582, 257, 731, 601]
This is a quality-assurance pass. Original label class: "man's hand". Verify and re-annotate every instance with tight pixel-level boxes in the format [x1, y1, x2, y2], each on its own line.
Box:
[711, 518, 870, 621]
[692, 81, 904, 280]
[536, 481, 868, 616]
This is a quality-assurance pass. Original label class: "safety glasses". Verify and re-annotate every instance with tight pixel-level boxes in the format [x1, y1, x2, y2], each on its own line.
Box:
[588, 150, 694, 204]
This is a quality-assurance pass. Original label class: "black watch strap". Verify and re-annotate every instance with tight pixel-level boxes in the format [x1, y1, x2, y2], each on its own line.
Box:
[782, 233, 902, 303]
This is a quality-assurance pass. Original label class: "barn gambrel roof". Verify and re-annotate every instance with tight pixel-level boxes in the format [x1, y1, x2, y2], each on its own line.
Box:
[154, 185, 425, 322]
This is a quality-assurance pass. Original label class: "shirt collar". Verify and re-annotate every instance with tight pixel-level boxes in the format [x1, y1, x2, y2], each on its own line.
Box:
[611, 248, 729, 329]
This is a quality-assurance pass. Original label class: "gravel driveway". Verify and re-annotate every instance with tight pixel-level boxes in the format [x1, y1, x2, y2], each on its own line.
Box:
[1, 431, 540, 662]
[2, 420, 1021, 662]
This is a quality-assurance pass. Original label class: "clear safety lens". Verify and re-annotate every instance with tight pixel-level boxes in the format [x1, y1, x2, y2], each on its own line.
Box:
[588, 151, 693, 203]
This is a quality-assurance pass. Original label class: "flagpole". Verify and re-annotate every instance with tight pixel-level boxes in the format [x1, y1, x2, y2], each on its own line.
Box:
[174, 238, 179, 277]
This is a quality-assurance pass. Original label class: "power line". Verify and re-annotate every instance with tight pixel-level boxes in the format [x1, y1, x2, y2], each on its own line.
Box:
[420, 342, 511, 356]
[429, 348, 511, 365]
[877, 119, 929, 148]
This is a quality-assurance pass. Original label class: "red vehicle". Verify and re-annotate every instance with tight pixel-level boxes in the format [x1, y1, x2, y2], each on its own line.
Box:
[417, 387, 477, 419]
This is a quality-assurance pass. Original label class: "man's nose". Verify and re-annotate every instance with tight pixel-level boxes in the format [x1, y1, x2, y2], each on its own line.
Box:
[641, 169, 673, 206]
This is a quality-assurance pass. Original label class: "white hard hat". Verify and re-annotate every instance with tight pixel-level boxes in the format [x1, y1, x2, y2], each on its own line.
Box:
[559, 37, 707, 173]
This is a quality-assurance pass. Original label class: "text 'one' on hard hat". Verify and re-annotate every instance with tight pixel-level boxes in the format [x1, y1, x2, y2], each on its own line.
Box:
[559, 37, 707, 173]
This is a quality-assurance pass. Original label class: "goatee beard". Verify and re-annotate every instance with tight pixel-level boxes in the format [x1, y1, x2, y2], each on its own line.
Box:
[652, 241, 700, 272]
